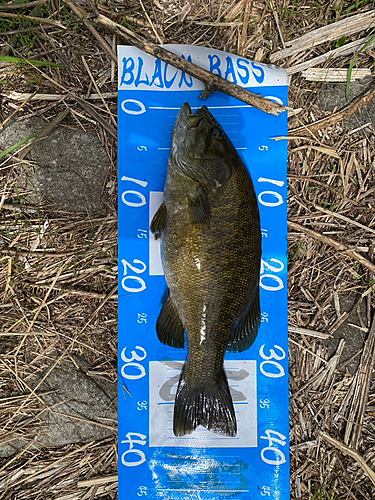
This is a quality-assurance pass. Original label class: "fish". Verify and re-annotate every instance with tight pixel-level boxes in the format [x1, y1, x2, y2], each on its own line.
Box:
[150, 102, 261, 437]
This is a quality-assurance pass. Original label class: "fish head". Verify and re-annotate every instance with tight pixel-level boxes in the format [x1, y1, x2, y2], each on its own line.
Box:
[170, 103, 234, 189]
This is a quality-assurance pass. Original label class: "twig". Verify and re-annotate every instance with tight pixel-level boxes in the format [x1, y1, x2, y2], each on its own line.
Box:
[79, 285, 117, 334]
[0, 247, 75, 257]
[289, 80, 375, 136]
[2, 258, 11, 302]
[285, 35, 375, 75]
[63, 0, 117, 63]
[238, 0, 252, 56]
[268, 0, 285, 49]
[81, 56, 117, 127]
[302, 68, 371, 82]
[314, 205, 375, 237]
[25, 260, 68, 334]
[139, 0, 163, 44]
[9, 442, 93, 489]
[288, 324, 330, 340]
[0, 11, 66, 28]
[0, 0, 47, 9]
[95, 14, 288, 116]
[345, 314, 375, 449]
[3, 91, 118, 101]
[0, 91, 37, 130]
[77, 474, 117, 488]
[75, 96, 117, 138]
[271, 10, 375, 62]
[288, 220, 375, 274]
[320, 432, 375, 486]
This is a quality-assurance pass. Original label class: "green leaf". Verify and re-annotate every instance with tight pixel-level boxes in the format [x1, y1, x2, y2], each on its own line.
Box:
[0, 128, 46, 159]
[346, 29, 375, 102]
[0, 55, 63, 67]
[334, 36, 346, 48]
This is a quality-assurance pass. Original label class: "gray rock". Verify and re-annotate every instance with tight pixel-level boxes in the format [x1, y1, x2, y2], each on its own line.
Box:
[317, 76, 375, 131]
[0, 356, 117, 457]
[0, 119, 109, 213]
[326, 294, 369, 375]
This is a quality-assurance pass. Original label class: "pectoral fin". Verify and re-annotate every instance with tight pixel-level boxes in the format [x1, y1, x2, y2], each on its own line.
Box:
[226, 285, 260, 353]
[188, 186, 210, 229]
[150, 202, 167, 239]
[156, 292, 185, 348]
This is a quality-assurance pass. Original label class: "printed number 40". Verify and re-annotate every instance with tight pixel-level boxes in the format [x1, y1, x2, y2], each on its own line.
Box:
[121, 432, 146, 467]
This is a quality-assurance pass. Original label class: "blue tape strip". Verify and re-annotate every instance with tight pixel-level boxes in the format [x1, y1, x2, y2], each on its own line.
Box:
[118, 46, 289, 500]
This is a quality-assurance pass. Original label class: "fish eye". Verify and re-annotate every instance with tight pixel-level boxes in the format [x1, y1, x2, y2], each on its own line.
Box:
[211, 126, 221, 138]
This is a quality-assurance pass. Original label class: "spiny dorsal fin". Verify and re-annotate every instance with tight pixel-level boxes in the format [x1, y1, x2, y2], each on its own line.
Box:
[156, 292, 185, 349]
[226, 285, 260, 353]
[150, 202, 167, 239]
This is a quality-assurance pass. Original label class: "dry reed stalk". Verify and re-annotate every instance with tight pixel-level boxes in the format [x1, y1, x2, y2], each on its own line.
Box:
[271, 10, 375, 63]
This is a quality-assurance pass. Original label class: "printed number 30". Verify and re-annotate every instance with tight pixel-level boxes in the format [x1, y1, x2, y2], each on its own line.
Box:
[259, 345, 285, 378]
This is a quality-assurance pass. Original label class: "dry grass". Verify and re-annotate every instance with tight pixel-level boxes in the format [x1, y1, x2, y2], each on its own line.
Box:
[0, 0, 375, 498]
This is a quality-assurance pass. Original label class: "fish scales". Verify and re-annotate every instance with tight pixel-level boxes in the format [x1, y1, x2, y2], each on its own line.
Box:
[151, 102, 261, 437]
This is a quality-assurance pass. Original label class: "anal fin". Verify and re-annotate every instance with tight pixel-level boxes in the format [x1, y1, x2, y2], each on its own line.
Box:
[150, 202, 167, 239]
[156, 292, 185, 349]
[226, 285, 260, 353]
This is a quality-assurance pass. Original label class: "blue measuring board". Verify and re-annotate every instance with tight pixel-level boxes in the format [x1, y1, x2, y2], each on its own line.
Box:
[117, 45, 288, 500]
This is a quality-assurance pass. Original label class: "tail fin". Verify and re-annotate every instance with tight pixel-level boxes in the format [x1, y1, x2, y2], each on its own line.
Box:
[173, 368, 236, 437]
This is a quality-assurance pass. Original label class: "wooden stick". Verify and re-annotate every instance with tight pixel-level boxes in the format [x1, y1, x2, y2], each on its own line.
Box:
[77, 474, 117, 488]
[286, 35, 375, 75]
[320, 432, 375, 486]
[313, 204, 375, 237]
[95, 14, 288, 116]
[302, 68, 371, 82]
[288, 220, 375, 274]
[288, 324, 330, 340]
[2, 91, 118, 101]
[238, 0, 252, 56]
[0, 11, 65, 28]
[0, 247, 75, 258]
[0, 0, 47, 9]
[271, 10, 375, 62]
[289, 80, 375, 136]
[63, 0, 117, 63]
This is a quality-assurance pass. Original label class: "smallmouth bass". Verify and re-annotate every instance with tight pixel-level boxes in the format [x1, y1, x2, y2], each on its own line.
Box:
[151, 102, 261, 437]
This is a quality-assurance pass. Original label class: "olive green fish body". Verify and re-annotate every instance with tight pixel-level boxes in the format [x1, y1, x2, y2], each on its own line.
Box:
[151, 103, 261, 437]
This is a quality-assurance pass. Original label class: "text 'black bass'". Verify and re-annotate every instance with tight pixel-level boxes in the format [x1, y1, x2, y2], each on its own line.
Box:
[151, 102, 261, 437]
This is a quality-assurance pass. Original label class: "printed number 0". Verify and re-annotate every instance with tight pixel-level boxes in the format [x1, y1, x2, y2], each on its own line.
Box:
[121, 99, 146, 115]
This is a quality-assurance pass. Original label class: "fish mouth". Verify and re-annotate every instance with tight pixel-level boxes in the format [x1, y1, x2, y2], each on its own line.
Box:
[178, 103, 210, 129]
